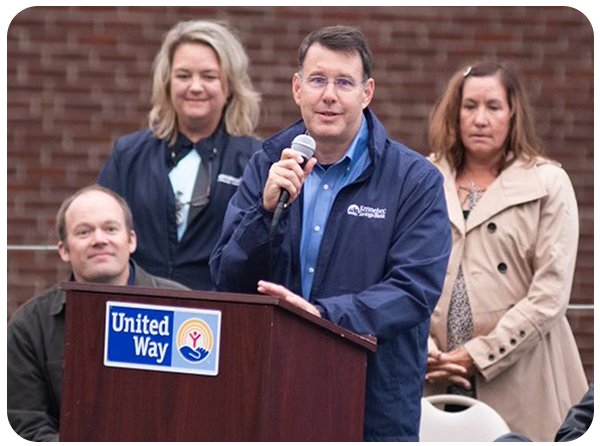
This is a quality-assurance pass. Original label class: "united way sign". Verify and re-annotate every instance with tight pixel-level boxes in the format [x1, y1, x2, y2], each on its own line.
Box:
[104, 302, 221, 376]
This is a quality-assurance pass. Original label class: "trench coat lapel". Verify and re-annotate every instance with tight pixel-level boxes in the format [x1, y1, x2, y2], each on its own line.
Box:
[445, 174, 466, 236]
[434, 157, 466, 236]
[433, 156, 548, 235]
[466, 158, 547, 233]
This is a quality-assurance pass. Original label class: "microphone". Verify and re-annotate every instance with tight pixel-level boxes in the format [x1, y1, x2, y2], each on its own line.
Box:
[276, 134, 316, 211]
[269, 134, 316, 250]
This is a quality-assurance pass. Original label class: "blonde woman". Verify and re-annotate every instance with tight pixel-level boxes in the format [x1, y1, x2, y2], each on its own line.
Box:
[425, 60, 587, 441]
[99, 20, 261, 289]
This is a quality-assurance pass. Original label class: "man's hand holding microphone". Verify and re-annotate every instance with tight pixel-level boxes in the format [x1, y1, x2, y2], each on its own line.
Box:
[261, 134, 321, 318]
[263, 135, 317, 213]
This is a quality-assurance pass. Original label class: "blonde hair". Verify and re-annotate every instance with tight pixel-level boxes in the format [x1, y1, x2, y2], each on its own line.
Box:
[149, 20, 261, 145]
[429, 59, 544, 173]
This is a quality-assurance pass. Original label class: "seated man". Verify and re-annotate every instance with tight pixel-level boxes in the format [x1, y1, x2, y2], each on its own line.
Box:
[7, 185, 188, 441]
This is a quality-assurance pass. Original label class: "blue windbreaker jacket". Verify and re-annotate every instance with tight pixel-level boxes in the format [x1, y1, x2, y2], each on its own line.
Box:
[210, 109, 451, 440]
[98, 128, 261, 290]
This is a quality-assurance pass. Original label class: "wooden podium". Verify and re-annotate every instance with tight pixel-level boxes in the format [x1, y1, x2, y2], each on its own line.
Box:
[59, 283, 376, 441]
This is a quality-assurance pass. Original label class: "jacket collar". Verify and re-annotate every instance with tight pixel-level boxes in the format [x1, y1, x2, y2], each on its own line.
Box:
[262, 108, 387, 166]
[164, 123, 227, 169]
[50, 286, 67, 316]
[436, 156, 549, 235]
[51, 260, 148, 316]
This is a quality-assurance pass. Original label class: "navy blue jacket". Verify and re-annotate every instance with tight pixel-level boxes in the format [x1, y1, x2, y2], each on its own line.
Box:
[98, 128, 261, 290]
[210, 109, 452, 440]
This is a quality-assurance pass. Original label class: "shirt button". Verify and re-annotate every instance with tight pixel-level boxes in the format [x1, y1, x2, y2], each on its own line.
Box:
[499, 347, 506, 354]
[510, 339, 517, 346]
[314, 225, 321, 232]
[488, 354, 495, 361]
[498, 262, 508, 274]
[519, 330, 526, 338]
[323, 184, 330, 190]
[308, 267, 315, 274]
[487, 222, 497, 233]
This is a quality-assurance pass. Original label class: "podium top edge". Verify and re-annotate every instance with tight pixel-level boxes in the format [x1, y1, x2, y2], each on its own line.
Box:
[60, 282, 377, 352]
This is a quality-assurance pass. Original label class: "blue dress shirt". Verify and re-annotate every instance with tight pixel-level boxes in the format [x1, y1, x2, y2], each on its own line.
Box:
[300, 117, 370, 299]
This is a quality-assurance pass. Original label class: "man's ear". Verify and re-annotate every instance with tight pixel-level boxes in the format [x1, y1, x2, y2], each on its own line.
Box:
[361, 78, 375, 109]
[128, 230, 137, 254]
[292, 73, 302, 106]
[57, 241, 70, 263]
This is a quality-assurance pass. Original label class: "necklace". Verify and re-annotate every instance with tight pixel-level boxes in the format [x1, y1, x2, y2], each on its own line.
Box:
[457, 180, 486, 210]
[456, 164, 497, 210]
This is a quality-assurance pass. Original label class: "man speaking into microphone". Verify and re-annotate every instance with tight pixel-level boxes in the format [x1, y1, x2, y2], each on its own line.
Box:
[210, 26, 451, 441]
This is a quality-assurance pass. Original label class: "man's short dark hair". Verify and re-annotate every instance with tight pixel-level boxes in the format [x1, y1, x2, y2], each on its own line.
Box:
[56, 185, 134, 244]
[298, 25, 373, 82]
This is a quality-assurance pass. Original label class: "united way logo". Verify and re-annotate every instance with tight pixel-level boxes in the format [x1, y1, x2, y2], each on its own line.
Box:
[105, 302, 221, 376]
[177, 319, 213, 363]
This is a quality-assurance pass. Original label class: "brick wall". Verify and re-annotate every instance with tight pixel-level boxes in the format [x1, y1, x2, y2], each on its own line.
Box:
[7, 6, 593, 380]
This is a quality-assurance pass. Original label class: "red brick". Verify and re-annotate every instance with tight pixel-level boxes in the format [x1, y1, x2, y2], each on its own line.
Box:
[7, 6, 594, 380]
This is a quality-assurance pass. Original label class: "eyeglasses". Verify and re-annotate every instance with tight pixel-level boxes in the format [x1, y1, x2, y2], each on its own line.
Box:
[302, 75, 362, 92]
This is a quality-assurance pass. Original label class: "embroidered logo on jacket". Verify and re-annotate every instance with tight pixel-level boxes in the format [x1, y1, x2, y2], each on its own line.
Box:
[347, 204, 387, 219]
[217, 174, 242, 187]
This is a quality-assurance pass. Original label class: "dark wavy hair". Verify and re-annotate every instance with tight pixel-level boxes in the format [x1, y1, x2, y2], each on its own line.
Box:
[298, 25, 373, 82]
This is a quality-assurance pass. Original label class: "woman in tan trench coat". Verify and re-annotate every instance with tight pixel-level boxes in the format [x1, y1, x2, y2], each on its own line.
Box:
[425, 60, 587, 442]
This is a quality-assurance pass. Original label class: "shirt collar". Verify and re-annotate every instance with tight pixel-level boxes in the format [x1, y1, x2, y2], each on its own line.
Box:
[127, 261, 136, 286]
[165, 132, 194, 169]
[165, 123, 227, 169]
[54, 261, 137, 316]
[312, 116, 369, 169]
[344, 116, 369, 166]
